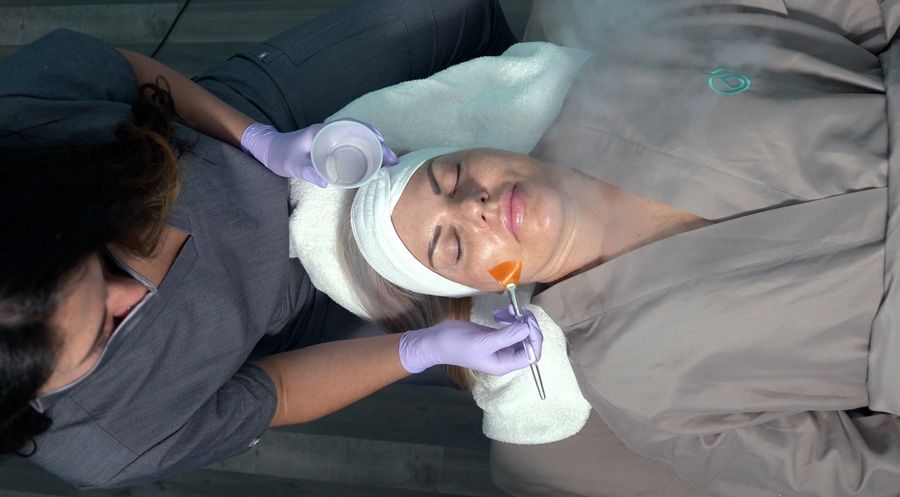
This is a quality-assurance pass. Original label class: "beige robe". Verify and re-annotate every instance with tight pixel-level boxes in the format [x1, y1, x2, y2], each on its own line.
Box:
[498, 1, 900, 496]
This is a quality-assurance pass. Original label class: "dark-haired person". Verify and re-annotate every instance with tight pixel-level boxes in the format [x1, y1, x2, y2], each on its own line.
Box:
[0, 0, 543, 488]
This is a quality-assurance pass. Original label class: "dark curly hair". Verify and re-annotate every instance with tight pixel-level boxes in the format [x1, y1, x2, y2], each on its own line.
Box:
[0, 82, 184, 456]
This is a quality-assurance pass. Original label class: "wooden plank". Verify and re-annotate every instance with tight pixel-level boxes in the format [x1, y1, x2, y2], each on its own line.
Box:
[440, 447, 508, 497]
[0, 4, 180, 48]
[0, 491, 69, 497]
[277, 384, 488, 451]
[0, 457, 78, 497]
[205, 384, 501, 495]
[80, 467, 481, 497]
[209, 431, 444, 492]
[2, 452, 508, 497]
[167, 0, 335, 44]
[167, 0, 534, 45]
[0, 41, 157, 58]
[148, 0, 337, 75]
[0, 1, 178, 6]
[154, 0, 533, 75]
[0, 386, 494, 495]
[209, 437, 506, 497]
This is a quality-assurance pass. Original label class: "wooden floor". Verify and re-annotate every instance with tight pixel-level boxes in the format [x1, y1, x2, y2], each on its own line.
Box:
[0, 0, 534, 495]
[0, 384, 508, 497]
[0, 0, 534, 76]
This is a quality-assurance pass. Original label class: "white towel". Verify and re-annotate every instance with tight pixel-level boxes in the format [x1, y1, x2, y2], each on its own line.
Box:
[289, 42, 592, 443]
[328, 42, 591, 154]
[470, 292, 591, 444]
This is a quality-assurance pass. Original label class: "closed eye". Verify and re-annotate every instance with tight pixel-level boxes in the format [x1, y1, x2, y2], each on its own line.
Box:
[449, 162, 461, 198]
[455, 229, 462, 263]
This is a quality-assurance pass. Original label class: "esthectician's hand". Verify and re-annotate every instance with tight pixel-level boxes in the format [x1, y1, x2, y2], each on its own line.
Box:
[240, 119, 399, 187]
[493, 305, 543, 363]
[399, 319, 540, 376]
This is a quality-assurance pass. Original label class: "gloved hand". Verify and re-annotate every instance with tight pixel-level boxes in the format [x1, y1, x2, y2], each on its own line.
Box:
[240, 118, 399, 187]
[493, 305, 543, 364]
[398, 318, 543, 376]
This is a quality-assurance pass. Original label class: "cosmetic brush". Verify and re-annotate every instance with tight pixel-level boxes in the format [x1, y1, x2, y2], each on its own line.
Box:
[488, 259, 546, 400]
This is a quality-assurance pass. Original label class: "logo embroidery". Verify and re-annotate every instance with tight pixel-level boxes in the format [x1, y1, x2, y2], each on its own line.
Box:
[707, 68, 751, 95]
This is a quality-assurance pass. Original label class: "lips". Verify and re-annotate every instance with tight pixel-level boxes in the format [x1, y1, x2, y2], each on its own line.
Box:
[500, 184, 524, 240]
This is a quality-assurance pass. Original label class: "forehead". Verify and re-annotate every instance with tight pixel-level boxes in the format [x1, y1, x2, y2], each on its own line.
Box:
[392, 165, 435, 262]
[394, 150, 462, 209]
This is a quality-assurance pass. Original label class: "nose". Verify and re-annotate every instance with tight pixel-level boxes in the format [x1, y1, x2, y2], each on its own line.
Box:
[452, 189, 496, 229]
[104, 272, 147, 319]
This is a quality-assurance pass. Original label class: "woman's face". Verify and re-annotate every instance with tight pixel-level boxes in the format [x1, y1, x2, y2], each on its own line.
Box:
[392, 148, 578, 291]
[41, 252, 148, 394]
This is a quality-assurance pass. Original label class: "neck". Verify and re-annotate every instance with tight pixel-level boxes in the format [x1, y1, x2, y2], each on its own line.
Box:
[600, 188, 709, 261]
[541, 173, 709, 283]
[108, 226, 190, 287]
[537, 169, 616, 283]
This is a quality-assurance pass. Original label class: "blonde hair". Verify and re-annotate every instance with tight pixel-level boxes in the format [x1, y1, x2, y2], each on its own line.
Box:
[338, 193, 475, 389]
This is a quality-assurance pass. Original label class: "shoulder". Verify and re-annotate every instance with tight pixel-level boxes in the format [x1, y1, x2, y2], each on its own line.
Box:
[1, 28, 133, 85]
[0, 29, 137, 148]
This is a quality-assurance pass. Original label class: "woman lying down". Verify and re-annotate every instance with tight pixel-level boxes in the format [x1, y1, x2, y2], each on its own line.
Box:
[342, 143, 896, 496]
[332, 6, 900, 495]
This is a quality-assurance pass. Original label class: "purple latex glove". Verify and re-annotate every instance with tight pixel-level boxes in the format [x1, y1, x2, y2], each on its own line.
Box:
[398, 319, 541, 376]
[492, 305, 543, 364]
[240, 119, 399, 187]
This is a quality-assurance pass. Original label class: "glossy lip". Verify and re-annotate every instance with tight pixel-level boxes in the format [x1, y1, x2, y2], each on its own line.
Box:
[499, 184, 523, 241]
[510, 185, 524, 239]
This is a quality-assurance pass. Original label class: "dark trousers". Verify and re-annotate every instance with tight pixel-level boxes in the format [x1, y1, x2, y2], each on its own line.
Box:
[194, 0, 517, 131]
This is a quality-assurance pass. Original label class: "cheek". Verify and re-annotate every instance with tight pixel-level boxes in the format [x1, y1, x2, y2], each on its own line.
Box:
[460, 235, 516, 290]
[527, 183, 565, 233]
[56, 305, 101, 372]
[520, 188, 566, 275]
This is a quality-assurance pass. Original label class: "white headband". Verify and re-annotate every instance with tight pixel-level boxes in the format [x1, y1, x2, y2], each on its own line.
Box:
[350, 147, 481, 297]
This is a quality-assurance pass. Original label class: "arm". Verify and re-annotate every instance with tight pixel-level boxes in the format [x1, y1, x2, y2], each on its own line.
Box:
[118, 49, 253, 148]
[252, 334, 408, 426]
[49, 338, 410, 487]
[254, 317, 543, 427]
[119, 49, 397, 185]
[82, 319, 538, 488]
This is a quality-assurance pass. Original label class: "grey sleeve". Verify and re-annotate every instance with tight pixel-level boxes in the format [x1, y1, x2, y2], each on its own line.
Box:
[101, 364, 277, 488]
[621, 410, 900, 497]
[0, 28, 137, 147]
[51, 364, 278, 489]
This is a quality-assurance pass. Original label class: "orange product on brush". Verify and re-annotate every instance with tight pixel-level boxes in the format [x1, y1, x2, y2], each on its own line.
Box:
[488, 259, 523, 288]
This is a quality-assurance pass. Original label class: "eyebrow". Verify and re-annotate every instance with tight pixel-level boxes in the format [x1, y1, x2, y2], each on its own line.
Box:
[425, 159, 441, 195]
[79, 307, 107, 366]
[427, 225, 442, 268]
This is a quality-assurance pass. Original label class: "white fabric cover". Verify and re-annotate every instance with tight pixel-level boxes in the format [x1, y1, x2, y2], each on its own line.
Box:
[288, 42, 592, 443]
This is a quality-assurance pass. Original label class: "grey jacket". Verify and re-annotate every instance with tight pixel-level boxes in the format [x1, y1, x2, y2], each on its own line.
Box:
[1, 30, 327, 487]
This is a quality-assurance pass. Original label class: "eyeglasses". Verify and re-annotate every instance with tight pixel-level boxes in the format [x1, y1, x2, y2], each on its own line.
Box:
[30, 250, 157, 410]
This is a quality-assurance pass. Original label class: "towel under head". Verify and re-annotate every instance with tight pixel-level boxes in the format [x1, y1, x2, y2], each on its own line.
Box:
[289, 42, 593, 444]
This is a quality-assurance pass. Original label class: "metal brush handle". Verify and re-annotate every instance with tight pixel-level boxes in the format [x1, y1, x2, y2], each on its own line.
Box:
[505, 285, 546, 400]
